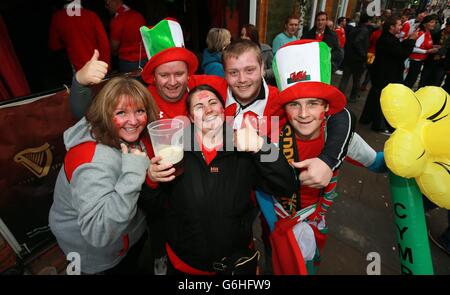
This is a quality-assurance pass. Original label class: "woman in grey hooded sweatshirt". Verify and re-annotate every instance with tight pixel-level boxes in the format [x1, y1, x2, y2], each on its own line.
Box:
[49, 77, 159, 274]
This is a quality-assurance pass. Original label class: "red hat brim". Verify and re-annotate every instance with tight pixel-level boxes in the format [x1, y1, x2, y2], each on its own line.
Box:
[270, 81, 346, 117]
[141, 47, 198, 84]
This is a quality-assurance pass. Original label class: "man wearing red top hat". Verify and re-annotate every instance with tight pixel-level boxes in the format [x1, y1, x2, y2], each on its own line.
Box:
[69, 18, 227, 275]
[261, 39, 386, 275]
[69, 20, 357, 273]
[71, 22, 354, 190]
[71, 18, 226, 120]
[220, 39, 356, 189]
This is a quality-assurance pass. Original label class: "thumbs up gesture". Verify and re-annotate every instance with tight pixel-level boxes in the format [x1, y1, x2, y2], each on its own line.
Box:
[75, 49, 109, 86]
[234, 116, 264, 153]
[290, 158, 332, 188]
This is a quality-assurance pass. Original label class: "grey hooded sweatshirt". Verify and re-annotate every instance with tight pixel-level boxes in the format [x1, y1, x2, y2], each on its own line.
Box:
[49, 118, 149, 274]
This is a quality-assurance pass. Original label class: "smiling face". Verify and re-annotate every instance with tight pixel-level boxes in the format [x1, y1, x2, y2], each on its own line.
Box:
[154, 61, 189, 102]
[112, 95, 148, 143]
[425, 19, 436, 31]
[224, 49, 264, 105]
[285, 98, 329, 140]
[189, 90, 225, 135]
[316, 14, 328, 32]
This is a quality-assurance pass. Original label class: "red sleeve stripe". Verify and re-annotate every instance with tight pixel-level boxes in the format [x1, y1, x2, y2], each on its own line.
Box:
[64, 141, 97, 183]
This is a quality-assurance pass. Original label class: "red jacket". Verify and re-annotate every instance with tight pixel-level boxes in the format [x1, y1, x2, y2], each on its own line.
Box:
[400, 21, 410, 41]
[335, 27, 346, 48]
[409, 30, 433, 61]
[49, 8, 110, 70]
[110, 5, 146, 62]
[369, 29, 382, 54]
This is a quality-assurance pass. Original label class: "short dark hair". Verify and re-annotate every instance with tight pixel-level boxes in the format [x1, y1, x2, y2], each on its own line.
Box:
[315, 11, 328, 22]
[337, 17, 346, 25]
[416, 8, 427, 17]
[383, 16, 400, 32]
[359, 13, 370, 24]
[242, 23, 260, 46]
[420, 14, 438, 30]
[186, 84, 225, 112]
[402, 8, 412, 17]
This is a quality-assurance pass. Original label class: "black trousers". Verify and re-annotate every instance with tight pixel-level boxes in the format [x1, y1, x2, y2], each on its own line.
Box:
[339, 63, 365, 102]
[419, 60, 445, 87]
[404, 60, 423, 89]
[359, 85, 393, 131]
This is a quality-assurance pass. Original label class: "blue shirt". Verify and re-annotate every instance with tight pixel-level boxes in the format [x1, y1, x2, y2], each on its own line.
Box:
[272, 32, 298, 54]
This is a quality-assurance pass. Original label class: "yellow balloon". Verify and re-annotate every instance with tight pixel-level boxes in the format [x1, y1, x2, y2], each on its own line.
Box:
[415, 86, 450, 121]
[384, 130, 426, 178]
[422, 118, 450, 156]
[381, 84, 421, 129]
[381, 84, 450, 209]
[416, 159, 450, 209]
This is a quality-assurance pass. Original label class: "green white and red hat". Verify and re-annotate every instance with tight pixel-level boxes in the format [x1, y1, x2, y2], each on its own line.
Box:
[269, 39, 346, 116]
[140, 18, 198, 84]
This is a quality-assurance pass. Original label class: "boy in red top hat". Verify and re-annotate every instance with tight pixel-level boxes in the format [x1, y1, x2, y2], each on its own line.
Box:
[262, 40, 386, 275]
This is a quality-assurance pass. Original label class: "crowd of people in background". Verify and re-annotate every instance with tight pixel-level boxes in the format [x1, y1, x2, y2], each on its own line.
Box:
[46, 0, 450, 275]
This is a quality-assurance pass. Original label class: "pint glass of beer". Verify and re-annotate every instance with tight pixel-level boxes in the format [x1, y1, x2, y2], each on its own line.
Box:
[147, 118, 184, 176]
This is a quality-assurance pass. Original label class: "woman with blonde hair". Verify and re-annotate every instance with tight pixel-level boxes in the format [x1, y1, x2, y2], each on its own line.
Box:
[201, 28, 231, 77]
[49, 76, 159, 274]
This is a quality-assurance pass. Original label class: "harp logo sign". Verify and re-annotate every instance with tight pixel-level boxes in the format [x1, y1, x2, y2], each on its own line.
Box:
[287, 70, 310, 84]
[14, 143, 53, 178]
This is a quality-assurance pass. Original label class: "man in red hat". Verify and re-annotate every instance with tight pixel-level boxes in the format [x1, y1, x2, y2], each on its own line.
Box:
[68, 18, 224, 275]
[69, 18, 228, 275]
[71, 38, 225, 120]
[221, 39, 354, 189]
[268, 80, 386, 275]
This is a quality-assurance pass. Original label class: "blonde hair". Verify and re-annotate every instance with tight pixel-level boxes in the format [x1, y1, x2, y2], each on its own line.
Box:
[86, 77, 159, 148]
[206, 28, 231, 53]
[222, 39, 262, 66]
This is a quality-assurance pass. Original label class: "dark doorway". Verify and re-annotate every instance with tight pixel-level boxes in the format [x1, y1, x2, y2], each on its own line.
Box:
[0, 0, 248, 96]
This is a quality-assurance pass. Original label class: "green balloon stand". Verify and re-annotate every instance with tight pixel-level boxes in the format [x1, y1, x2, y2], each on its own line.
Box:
[388, 171, 434, 274]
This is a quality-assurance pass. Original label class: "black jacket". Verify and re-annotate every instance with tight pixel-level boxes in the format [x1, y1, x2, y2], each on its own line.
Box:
[371, 31, 415, 88]
[302, 26, 343, 72]
[343, 24, 371, 65]
[141, 123, 297, 271]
